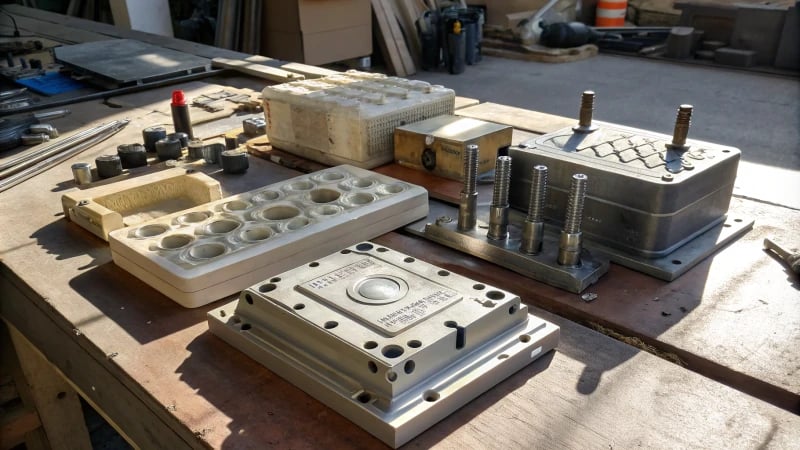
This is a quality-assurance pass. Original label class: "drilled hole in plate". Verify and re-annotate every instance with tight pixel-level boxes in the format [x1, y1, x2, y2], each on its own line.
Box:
[309, 188, 341, 203]
[232, 316, 241, 324]
[270, 277, 281, 283]
[407, 340, 422, 348]
[386, 371, 398, 382]
[341, 249, 352, 254]
[178, 211, 211, 223]
[734, 218, 742, 223]
[382, 345, 404, 358]
[241, 323, 251, 331]
[356, 243, 373, 251]
[286, 217, 311, 231]
[404, 360, 415, 374]
[363, 341, 378, 350]
[259, 283, 276, 293]
[287, 180, 314, 191]
[444, 320, 457, 328]
[723, 223, 731, 228]
[508, 304, 518, 315]
[498, 354, 509, 360]
[223, 200, 249, 211]
[309, 262, 319, 267]
[160, 234, 192, 250]
[324, 321, 338, 329]
[245, 294, 253, 304]
[722, 149, 731, 153]
[262, 205, 300, 220]
[404, 257, 415, 263]
[357, 392, 372, 403]
[519, 334, 531, 343]
[135, 224, 169, 238]
[423, 390, 440, 402]
[438, 270, 449, 276]
[207, 219, 240, 234]
[487, 290, 505, 300]
[241, 226, 273, 241]
[368, 361, 378, 373]
[377, 247, 389, 253]
[672, 260, 683, 265]
[293, 303, 305, 310]
[189, 243, 225, 259]
[473, 283, 485, 290]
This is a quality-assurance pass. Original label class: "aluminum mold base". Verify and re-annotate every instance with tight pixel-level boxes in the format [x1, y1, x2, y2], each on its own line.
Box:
[207, 242, 559, 448]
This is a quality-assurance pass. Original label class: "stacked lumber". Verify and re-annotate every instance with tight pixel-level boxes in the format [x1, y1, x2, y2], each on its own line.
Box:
[482, 25, 598, 63]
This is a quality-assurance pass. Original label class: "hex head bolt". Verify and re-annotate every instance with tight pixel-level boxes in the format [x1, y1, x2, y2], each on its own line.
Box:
[520, 165, 548, 254]
[573, 90, 599, 133]
[670, 104, 693, 149]
[487, 155, 512, 240]
[457, 144, 479, 231]
[558, 173, 588, 267]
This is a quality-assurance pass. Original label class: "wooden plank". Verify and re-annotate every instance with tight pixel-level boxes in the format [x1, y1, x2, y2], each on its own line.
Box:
[455, 102, 575, 134]
[211, 57, 305, 83]
[454, 96, 480, 110]
[391, 0, 423, 69]
[371, 0, 413, 76]
[0, 406, 42, 449]
[244, 55, 339, 79]
[7, 325, 92, 450]
[482, 41, 600, 64]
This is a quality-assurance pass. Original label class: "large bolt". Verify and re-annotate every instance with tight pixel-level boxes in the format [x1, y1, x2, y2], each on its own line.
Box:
[487, 155, 512, 240]
[671, 104, 692, 148]
[573, 90, 598, 133]
[457, 144, 479, 231]
[558, 173, 588, 267]
[520, 165, 548, 254]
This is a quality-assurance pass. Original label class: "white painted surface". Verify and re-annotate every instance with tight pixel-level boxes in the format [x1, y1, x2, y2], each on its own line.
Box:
[110, 0, 173, 37]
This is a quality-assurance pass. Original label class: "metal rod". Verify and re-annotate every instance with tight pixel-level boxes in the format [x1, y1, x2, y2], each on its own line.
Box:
[487, 155, 511, 240]
[457, 144, 479, 231]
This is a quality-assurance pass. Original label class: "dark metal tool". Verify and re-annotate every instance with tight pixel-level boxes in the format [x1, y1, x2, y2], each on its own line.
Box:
[764, 238, 800, 276]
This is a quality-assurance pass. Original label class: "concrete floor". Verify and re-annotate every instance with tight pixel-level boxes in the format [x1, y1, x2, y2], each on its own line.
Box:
[412, 54, 800, 209]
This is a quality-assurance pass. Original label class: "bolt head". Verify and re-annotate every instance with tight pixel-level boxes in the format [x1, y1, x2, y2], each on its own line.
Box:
[662, 174, 674, 181]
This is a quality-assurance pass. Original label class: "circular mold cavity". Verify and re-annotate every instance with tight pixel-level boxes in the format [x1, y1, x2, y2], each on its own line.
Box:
[223, 200, 250, 212]
[423, 391, 440, 402]
[348, 177, 376, 189]
[314, 171, 346, 182]
[378, 183, 406, 195]
[519, 334, 531, 343]
[381, 345, 404, 359]
[309, 205, 342, 218]
[134, 224, 169, 238]
[363, 341, 378, 350]
[159, 234, 193, 250]
[356, 243, 373, 251]
[309, 188, 341, 203]
[176, 211, 212, 224]
[285, 180, 314, 192]
[188, 242, 226, 260]
[285, 217, 311, 231]
[204, 219, 241, 235]
[261, 205, 300, 221]
[341, 192, 376, 206]
[240, 226, 274, 242]
[252, 190, 281, 203]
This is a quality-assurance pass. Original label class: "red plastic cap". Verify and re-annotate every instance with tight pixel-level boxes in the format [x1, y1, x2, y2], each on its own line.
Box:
[171, 90, 186, 106]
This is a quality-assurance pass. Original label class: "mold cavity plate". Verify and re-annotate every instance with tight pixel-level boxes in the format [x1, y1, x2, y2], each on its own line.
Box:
[108, 165, 429, 308]
[208, 242, 560, 448]
[62, 167, 223, 241]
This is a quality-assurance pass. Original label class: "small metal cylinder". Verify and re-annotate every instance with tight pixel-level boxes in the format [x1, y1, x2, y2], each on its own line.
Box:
[187, 139, 205, 160]
[578, 91, 595, 128]
[142, 126, 167, 152]
[71, 162, 92, 185]
[95, 155, 123, 179]
[487, 155, 512, 240]
[155, 137, 183, 161]
[167, 132, 190, 148]
[117, 143, 147, 168]
[520, 165, 548, 254]
[203, 142, 226, 164]
[671, 104, 692, 148]
[221, 150, 250, 174]
[558, 173, 588, 267]
[457, 144, 479, 231]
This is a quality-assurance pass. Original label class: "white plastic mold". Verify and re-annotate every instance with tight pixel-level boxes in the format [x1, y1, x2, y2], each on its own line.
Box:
[262, 70, 455, 169]
[108, 165, 429, 308]
[62, 167, 223, 241]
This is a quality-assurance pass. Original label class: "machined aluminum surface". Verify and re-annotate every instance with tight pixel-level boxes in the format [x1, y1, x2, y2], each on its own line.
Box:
[207, 242, 559, 448]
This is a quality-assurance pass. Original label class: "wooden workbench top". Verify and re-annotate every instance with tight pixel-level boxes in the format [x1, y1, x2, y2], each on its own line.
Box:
[1, 80, 799, 449]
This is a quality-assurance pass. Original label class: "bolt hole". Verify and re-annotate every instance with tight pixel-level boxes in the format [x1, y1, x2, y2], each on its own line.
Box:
[309, 262, 319, 267]
[404, 360, 416, 374]
[259, 283, 276, 293]
[722, 149, 731, 153]
[672, 260, 683, 265]
[423, 390, 440, 402]
[404, 257, 415, 263]
[357, 392, 372, 403]
[341, 249, 351, 254]
[377, 247, 389, 252]
[723, 224, 731, 228]
[519, 334, 531, 343]
[386, 371, 398, 382]
[232, 317, 241, 324]
[381, 345, 404, 358]
[220, 310, 226, 317]
[733, 218, 742, 223]
[356, 243, 373, 251]
[270, 277, 281, 283]
[473, 283, 485, 290]
[483, 300, 495, 307]
[324, 321, 338, 329]
[444, 320, 457, 328]
[407, 340, 422, 348]
[368, 361, 378, 373]
[293, 303, 305, 310]
[241, 323, 251, 331]
[508, 304, 518, 315]
[363, 341, 378, 350]
[245, 294, 253, 304]
[56, 391, 66, 399]
[487, 290, 505, 300]
[498, 354, 509, 360]
[437, 270, 449, 276]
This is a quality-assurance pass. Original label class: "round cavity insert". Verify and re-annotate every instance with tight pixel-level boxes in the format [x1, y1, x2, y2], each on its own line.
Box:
[343, 177, 376, 190]
[188, 242, 226, 260]
[176, 211, 212, 225]
[284, 217, 311, 231]
[134, 224, 169, 238]
[260, 205, 300, 221]
[239, 225, 274, 242]
[347, 275, 409, 305]
[341, 192, 376, 207]
[309, 205, 342, 218]
[309, 188, 341, 204]
[312, 171, 346, 183]
[203, 219, 241, 235]
[377, 183, 407, 195]
[159, 234, 194, 250]
[283, 179, 314, 192]
[222, 200, 250, 212]
[251, 189, 281, 203]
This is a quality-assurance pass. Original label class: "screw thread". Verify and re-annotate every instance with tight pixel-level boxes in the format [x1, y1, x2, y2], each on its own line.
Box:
[672, 104, 692, 147]
[463, 144, 478, 195]
[491, 156, 512, 206]
[526, 165, 548, 222]
[578, 91, 595, 128]
[564, 173, 588, 234]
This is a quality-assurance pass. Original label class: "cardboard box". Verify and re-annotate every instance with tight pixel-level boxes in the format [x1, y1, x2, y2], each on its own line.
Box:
[484, 0, 549, 26]
[261, 0, 372, 65]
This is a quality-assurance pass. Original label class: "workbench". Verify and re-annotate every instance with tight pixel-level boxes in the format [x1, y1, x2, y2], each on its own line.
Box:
[1, 5, 799, 450]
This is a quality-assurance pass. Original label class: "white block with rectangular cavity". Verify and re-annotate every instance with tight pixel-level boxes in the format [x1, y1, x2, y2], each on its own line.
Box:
[262, 70, 455, 169]
[62, 167, 223, 241]
[108, 166, 428, 308]
[208, 242, 560, 448]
